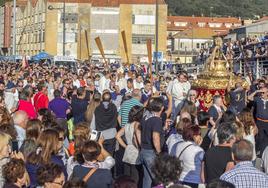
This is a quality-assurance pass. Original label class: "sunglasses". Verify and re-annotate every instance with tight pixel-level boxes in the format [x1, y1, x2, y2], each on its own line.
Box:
[58, 137, 64, 141]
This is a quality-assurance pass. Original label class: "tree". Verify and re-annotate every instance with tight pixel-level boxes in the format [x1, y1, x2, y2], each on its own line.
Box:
[166, 0, 268, 19]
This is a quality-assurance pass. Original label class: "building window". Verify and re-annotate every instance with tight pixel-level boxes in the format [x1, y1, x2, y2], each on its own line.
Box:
[225, 23, 232, 28]
[39, 32, 41, 42]
[132, 35, 155, 44]
[132, 15, 155, 25]
[174, 22, 187, 27]
[196, 43, 200, 49]
[208, 23, 222, 28]
[198, 22, 206, 27]
[42, 31, 45, 42]
[132, 15, 135, 24]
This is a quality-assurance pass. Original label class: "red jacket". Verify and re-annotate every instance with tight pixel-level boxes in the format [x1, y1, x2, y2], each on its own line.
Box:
[33, 92, 49, 112]
[17, 99, 37, 119]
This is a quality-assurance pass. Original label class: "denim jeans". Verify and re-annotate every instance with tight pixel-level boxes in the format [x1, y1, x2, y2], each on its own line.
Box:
[140, 149, 156, 188]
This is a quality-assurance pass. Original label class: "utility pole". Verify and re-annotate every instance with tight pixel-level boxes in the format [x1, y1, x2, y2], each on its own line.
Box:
[12, 0, 16, 60]
[63, 0, 66, 56]
[155, 0, 159, 74]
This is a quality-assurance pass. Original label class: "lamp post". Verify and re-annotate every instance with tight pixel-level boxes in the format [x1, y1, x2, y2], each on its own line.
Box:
[48, 0, 66, 56]
[12, 0, 16, 61]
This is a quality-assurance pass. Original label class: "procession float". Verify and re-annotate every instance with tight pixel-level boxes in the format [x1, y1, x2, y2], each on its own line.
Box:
[192, 37, 249, 111]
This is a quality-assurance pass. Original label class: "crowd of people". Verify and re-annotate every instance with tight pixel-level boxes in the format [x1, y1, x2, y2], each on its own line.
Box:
[0, 55, 268, 188]
[196, 33, 268, 75]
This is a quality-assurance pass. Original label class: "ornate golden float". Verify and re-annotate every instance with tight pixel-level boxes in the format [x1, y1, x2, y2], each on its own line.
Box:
[192, 37, 248, 111]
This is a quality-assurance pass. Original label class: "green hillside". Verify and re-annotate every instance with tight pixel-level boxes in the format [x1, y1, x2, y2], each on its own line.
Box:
[167, 0, 268, 19]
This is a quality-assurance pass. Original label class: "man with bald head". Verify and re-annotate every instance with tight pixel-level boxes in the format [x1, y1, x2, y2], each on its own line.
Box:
[221, 139, 268, 188]
[13, 110, 28, 149]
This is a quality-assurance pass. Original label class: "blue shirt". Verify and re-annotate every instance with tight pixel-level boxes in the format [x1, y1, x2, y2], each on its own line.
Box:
[48, 97, 70, 119]
[220, 161, 268, 188]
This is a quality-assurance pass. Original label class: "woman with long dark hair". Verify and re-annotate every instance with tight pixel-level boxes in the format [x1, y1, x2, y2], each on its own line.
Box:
[116, 105, 144, 186]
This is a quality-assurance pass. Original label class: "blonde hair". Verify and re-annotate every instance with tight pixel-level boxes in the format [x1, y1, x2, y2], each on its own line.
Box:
[73, 123, 91, 163]
[0, 132, 11, 153]
[85, 93, 101, 123]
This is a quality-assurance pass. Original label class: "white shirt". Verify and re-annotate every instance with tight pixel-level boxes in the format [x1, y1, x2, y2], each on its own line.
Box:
[171, 79, 189, 106]
[134, 80, 144, 90]
[67, 156, 115, 179]
[166, 133, 183, 154]
[99, 76, 110, 94]
[14, 125, 26, 149]
[244, 127, 256, 160]
[175, 141, 204, 184]
[73, 79, 80, 88]
[166, 80, 174, 94]
[183, 81, 191, 92]
[116, 79, 127, 91]
[4, 91, 18, 113]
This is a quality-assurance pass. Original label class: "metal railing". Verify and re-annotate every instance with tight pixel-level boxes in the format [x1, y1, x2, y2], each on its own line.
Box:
[239, 57, 268, 78]
[172, 56, 268, 78]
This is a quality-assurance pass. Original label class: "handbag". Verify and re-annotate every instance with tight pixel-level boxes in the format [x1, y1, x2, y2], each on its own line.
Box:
[122, 123, 140, 164]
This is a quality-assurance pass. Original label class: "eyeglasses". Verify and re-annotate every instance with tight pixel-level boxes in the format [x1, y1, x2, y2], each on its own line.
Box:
[52, 181, 64, 186]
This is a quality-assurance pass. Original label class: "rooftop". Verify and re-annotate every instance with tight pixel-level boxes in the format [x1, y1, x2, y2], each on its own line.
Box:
[255, 16, 268, 23]
[167, 16, 242, 32]
[168, 16, 241, 24]
[173, 27, 216, 39]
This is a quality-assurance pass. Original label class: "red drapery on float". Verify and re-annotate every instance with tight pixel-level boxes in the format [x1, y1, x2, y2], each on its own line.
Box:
[195, 88, 227, 112]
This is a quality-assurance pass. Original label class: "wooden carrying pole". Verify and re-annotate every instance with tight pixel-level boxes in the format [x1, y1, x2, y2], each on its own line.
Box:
[146, 39, 153, 86]
[121, 31, 129, 64]
[95, 37, 108, 66]
[85, 30, 90, 60]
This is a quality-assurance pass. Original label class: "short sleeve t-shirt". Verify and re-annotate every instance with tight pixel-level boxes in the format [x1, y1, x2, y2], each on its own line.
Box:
[71, 96, 88, 124]
[208, 106, 219, 127]
[229, 90, 246, 113]
[203, 146, 233, 183]
[141, 116, 164, 151]
[48, 97, 70, 119]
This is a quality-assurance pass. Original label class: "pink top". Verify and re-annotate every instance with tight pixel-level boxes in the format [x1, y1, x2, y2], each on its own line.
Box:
[17, 99, 37, 119]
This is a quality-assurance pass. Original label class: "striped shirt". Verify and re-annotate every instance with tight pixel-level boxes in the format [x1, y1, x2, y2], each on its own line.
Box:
[119, 98, 142, 127]
[220, 161, 268, 188]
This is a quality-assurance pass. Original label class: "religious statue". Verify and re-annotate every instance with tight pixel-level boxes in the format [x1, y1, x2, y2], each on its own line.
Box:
[192, 37, 249, 111]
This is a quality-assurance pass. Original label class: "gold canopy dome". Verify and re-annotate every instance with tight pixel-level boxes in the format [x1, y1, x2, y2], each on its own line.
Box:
[192, 37, 248, 90]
